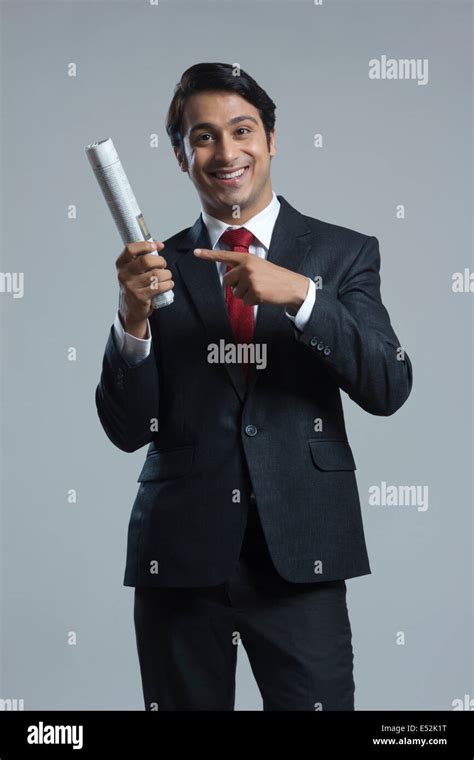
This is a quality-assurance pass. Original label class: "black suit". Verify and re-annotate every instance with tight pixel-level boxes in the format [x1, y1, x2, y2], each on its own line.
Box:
[96, 196, 412, 709]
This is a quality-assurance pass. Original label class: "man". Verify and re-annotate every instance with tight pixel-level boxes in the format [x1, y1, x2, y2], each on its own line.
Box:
[95, 62, 413, 711]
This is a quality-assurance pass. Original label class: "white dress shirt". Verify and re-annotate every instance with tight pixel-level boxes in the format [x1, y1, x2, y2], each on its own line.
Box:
[113, 191, 316, 364]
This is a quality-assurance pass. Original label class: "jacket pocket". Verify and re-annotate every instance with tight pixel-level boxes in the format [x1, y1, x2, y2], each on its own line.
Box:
[137, 446, 194, 482]
[308, 439, 356, 471]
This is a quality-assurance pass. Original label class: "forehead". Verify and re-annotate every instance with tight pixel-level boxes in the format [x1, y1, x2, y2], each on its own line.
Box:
[182, 91, 262, 133]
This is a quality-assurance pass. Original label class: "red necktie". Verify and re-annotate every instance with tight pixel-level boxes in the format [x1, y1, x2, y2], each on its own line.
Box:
[219, 227, 255, 379]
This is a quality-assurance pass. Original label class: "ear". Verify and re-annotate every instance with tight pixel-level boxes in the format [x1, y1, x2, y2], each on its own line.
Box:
[268, 128, 277, 158]
[173, 145, 188, 173]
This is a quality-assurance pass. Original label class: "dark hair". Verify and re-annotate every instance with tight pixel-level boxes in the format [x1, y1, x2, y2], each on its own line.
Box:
[165, 62, 276, 152]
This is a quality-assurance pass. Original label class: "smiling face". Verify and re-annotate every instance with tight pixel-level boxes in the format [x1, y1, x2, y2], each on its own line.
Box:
[174, 90, 276, 224]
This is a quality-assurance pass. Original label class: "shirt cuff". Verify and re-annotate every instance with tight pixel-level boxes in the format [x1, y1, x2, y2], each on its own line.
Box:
[285, 278, 316, 332]
[113, 311, 152, 365]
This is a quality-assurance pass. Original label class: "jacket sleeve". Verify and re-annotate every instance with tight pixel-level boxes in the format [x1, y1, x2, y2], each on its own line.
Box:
[294, 235, 413, 416]
[95, 325, 159, 452]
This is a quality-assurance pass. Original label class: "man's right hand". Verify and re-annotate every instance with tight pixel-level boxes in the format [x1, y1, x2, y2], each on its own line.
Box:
[115, 240, 174, 338]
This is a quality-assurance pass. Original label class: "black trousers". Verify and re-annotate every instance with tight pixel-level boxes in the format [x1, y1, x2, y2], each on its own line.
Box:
[133, 493, 355, 711]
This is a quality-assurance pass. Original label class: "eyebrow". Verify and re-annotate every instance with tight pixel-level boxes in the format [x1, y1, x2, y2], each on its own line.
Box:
[189, 115, 259, 135]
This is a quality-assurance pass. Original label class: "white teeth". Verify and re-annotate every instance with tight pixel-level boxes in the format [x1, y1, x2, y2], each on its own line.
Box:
[215, 167, 247, 179]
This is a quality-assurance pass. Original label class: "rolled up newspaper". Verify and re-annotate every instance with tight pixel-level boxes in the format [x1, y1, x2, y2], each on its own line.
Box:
[85, 137, 174, 310]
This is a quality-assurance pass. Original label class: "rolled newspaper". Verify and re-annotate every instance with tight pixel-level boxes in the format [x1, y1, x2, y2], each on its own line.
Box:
[85, 137, 174, 310]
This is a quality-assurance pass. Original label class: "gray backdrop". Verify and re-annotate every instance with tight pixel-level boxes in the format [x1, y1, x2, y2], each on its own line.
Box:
[1, 0, 472, 710]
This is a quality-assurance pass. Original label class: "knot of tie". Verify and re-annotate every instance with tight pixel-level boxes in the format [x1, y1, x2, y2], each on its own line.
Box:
[219, 227, 254, 252]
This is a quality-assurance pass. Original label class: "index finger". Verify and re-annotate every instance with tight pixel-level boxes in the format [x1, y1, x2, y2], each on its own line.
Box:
[117, 240, 164, 267]
[193, 248, 246, 266]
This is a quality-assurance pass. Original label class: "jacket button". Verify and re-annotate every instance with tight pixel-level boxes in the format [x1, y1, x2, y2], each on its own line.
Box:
[317, 342, 325, 351]
[323, 346, 331, 356]
[310, 336, 318, 347]
[245, 424, 258, 436]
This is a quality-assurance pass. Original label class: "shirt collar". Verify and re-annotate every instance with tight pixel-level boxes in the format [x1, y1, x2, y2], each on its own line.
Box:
[200, 191, 280, 250]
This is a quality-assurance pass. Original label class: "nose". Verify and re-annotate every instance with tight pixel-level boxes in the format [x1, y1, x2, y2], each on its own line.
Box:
[214, 133, 240, 166]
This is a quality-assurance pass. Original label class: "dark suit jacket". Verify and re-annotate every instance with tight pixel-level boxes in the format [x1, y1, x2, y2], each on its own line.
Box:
[96, 195, 413, 587]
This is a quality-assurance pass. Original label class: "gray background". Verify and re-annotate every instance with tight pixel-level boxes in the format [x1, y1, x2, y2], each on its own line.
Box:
[1, 0, 472, 710]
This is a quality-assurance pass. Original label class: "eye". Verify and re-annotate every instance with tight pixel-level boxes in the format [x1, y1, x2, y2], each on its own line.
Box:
[197, 133, 213, 142]
[236, 127, 251, 135]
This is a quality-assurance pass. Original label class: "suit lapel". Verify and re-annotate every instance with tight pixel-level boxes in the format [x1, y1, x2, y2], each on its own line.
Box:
[175, 195, 314, 403]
